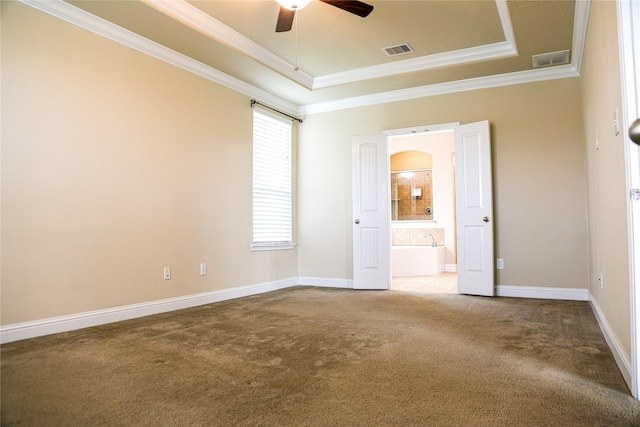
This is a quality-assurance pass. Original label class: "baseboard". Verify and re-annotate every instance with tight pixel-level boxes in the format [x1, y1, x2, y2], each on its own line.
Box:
[445, 264, 457, 272]
[298, 277, 354, 289]
[496, 285, 589, 301]
[0, 279, 601, 345]
[588, 293, 633, 391]
[0, 277, 299, 345]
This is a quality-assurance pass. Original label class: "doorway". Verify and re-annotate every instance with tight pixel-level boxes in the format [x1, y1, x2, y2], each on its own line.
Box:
[388, 130, 457, 294]
[352, 121, 493, 295]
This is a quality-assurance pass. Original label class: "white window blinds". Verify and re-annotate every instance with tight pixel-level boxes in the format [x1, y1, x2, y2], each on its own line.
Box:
[252, 107, 292, 246]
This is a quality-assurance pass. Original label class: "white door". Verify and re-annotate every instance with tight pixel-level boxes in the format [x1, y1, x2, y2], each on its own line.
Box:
[352, 135, 390, 290]
[455, 121, 494, 296]
[618, 0, 640, 399]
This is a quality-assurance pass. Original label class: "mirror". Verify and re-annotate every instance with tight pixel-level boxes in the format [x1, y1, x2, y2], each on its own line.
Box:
[390, 151, 433, 221]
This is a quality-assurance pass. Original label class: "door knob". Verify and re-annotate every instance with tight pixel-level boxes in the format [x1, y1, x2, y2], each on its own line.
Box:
[483, 216, 490, 223]
[355, 219, 360, 224]
[630, 118, 640, 145]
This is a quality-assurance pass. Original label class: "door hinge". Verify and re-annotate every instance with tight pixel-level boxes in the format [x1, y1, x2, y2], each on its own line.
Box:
[631, 189, 640, 201]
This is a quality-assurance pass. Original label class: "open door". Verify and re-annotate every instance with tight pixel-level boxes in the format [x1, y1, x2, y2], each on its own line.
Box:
[352, 135, 390, 290]
[618, 0, 640, 398]
[455, 121, 494, 296]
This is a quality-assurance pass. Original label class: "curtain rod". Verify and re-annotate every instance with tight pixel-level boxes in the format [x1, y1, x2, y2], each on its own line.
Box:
[251, 100, 303, 123]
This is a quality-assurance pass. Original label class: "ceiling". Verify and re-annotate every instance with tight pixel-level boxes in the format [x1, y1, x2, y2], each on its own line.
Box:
[27, 0, 588, 115]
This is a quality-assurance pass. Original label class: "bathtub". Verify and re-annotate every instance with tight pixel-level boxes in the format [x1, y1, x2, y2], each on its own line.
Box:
[392, 245, 445, 277]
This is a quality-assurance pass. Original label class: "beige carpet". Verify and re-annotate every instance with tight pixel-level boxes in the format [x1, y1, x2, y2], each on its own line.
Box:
[2, 287, 639, 426]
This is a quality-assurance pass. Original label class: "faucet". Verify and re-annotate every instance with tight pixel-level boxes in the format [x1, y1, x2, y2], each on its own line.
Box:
[425, 233, 437, 247]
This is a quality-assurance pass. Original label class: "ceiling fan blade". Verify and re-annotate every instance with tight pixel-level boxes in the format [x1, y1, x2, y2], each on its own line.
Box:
[276, 6, 295, 32]
[320, 0, 374, 18]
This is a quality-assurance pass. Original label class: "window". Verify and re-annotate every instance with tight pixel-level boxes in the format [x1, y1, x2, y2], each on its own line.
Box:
[252, 107, 293, 250]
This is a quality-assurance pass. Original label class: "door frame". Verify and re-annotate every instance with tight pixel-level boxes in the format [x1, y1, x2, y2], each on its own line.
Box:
[353, 121, 494, 293]
[386, 123, 460, 283]
[617, 0, 640, 399]
[383, 122, 465, 289]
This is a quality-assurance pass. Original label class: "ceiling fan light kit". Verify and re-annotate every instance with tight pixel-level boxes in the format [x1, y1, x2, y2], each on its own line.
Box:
[275, 0, 374, 32]
[276, 0, 313, 11]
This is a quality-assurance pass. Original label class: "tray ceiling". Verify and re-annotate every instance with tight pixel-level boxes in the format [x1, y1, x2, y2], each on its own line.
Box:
[24, 0, 586, 115]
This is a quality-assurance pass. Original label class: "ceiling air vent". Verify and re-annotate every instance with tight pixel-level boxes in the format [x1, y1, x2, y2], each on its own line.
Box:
[383, 43, 414, 57]
[532, 49, 571, 68]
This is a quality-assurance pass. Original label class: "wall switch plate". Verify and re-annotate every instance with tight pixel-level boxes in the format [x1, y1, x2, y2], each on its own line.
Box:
[613, 109, 620, 136]
[595, 132, 599, 150]
[496, 258, 504, 270]
[200, 263, 207, 276]
[163, 267, 171, 280]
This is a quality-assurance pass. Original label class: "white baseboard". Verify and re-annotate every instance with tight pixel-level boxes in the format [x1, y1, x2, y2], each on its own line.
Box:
[496, 285, 589, 301]
[588, 293, 633, 391]
[445, 264, 457, 272]
[0, 279, 605, 348]
[298, 277, 354, 289]
[0, 277, 299, 345]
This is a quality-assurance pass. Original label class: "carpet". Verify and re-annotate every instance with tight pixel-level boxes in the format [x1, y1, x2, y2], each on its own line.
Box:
[2, 287, 639, 426]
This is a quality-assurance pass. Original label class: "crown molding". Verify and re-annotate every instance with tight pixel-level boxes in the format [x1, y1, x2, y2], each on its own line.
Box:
[570, 0, 591, 73]
[313, 41, 517, 89]
[146, 0, 517, 90]
[142, 0, 315, 89]
[496, 0, 517, 50]
[18, 0, 300, 116]
[313, 0, 516, 89]
[297, 0, 590, 115]
[20, 0, 590, 118]
[298, 64, 580, 115]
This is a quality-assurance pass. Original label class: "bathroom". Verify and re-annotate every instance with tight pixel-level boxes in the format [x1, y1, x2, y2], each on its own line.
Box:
[390, 130, 457, 293]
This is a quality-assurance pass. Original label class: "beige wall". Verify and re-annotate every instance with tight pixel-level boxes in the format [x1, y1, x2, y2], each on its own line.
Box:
[4, 1, 630, 366]
[1, 2, 298, 325]
[580, 0, 630, 359]
[298, 78, 589, 291]
[390, 151, 433, 171]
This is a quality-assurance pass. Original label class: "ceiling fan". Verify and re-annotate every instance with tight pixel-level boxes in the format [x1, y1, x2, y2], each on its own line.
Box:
[275, 0, 374, 33]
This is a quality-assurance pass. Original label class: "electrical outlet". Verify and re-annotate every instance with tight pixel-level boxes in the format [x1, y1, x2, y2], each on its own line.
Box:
[496, 258, 504, 270]
[595, 131, 599, 150]
[599, 272, 604, 288]
[200, 263, 207, 276]
[164, 267, 171, 280]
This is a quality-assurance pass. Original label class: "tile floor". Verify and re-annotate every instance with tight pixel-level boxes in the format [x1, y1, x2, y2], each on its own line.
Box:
[392, 272, 458, 294]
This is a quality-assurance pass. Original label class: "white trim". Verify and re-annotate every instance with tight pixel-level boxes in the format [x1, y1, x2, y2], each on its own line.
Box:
[383, 122, 460, 137]
[496, 285, 589, 301]
[143, 0, 516, 91]
[495, 0, 517, 49]
[298, 277, 354, 289]
[17, 0, 300, 116]
[570, 0, 591, 74]
[0, 277, 298, 344]
[250, 243, 296, 251]
[310, 0, 516, 88]
[141, 0, 314, 89]
[313, 42, 517, 89]
[19, 0, 590, 117]
[589, 292, 633, 391]
[298, 65, 580, 115]
[445, 264, 458, 273]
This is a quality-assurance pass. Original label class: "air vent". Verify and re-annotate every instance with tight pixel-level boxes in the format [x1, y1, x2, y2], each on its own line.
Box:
[383, 43, 414, 57]
[532, 49, 571, 68]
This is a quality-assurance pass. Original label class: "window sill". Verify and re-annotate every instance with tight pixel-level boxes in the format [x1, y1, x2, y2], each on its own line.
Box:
[251, 243, 296, 251]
